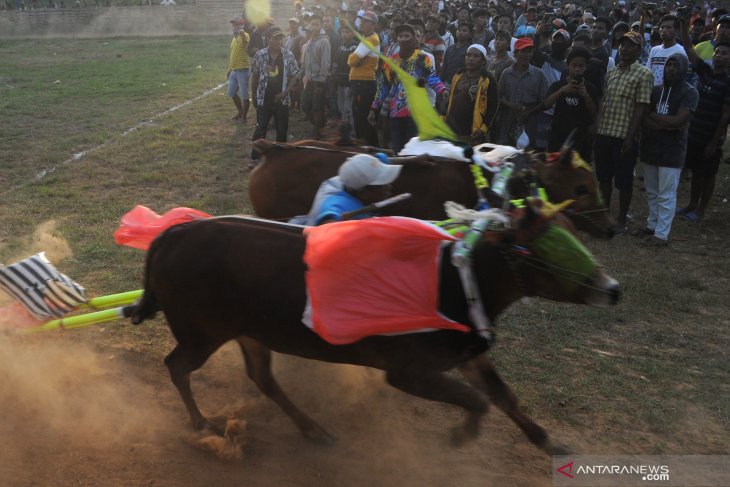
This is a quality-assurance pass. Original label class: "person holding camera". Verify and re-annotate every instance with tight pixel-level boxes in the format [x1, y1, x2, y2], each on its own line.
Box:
[541, 46, 599, 159]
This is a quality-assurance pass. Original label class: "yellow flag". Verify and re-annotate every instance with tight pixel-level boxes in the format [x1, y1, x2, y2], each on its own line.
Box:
[346, 20, 458, 142]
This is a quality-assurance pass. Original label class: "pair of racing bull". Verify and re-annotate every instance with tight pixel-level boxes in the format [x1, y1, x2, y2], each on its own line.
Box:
[130, 137, 620, 458]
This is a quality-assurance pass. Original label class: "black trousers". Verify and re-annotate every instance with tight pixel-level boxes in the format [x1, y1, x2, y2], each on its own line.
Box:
[350, 80, 379, 147]
[251, 102, 289, 159]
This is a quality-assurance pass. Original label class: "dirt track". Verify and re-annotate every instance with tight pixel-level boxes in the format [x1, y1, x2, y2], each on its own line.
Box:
[0, 330, 562, 487]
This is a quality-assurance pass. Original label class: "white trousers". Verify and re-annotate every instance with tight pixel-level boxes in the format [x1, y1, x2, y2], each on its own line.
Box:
[643, 164, 681, 240]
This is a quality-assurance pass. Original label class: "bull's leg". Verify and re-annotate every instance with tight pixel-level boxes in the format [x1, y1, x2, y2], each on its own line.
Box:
[165, 343, 221, 433]
[458, 354, 570, 455]
[236, 337, 335, 445]
[385, 368, 488, 446]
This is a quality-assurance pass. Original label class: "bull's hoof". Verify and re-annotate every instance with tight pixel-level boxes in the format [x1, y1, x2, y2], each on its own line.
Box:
[542, 438, 572, 456]
[302, 424, 336, 446]
[193, 416, 226, 437]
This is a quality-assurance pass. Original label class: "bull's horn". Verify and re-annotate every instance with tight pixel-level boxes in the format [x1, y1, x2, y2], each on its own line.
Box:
[559, 129, 577, 166]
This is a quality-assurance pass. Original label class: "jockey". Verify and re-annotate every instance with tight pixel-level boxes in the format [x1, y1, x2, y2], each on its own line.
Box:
[305, 154, 403, 226]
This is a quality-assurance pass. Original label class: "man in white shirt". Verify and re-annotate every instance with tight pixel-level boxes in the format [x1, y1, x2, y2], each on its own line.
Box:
[646, 14, 688, 85]
[488, 14, 518, 58]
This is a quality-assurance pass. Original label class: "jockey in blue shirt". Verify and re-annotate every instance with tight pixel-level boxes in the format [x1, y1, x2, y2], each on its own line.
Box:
[310, 154, 403, 225]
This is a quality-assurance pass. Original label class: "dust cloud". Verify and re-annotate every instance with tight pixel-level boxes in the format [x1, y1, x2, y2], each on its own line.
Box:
[0, 336, 171, 480]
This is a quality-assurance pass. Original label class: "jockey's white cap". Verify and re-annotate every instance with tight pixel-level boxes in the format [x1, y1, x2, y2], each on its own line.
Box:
[339, 154, 402, 190]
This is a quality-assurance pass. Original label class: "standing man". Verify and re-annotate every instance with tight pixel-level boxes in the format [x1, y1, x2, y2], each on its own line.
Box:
[301, 14, 332, 138]
[471, 9, 494, 46]
[228, 17, 251, 122]
[441, 22, 473, 86]
[695, 13, 730, 61]
[646, 15, 687, 86]
[444, 44, 499, 144]
[487, 14, 518, 58]
[677, 18, 730, 223]
[593, 31, 654, 233]
[636, 54, 698, 245]
[425, 13, 447, 73]
[348, 11, 380, 147]
[368, 23, 447, 153]
[334, 23, 358, 131]
[590, 16, 613, 65]
[284, 17, 305, 65]
[495, 38, 549, 147]
[250, 28, 300, 162]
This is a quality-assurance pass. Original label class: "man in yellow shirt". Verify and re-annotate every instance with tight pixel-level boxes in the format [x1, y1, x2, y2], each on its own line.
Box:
[228, 17, 251, 122]
[347, 11, 380, 146]
[695, 14, 730, 61]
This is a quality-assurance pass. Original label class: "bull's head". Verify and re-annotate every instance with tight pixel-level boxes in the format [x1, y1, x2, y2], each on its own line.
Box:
[472, 202, 620, 309]
[529, 144, 615, 239]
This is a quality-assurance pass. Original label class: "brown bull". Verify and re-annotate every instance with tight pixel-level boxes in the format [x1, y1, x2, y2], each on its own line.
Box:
[130, 209, 620, 455]
[248, 141, 615, 238]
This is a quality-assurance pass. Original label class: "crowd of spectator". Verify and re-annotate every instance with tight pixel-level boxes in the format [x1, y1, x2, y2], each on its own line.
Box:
[230, 0, 730, 244]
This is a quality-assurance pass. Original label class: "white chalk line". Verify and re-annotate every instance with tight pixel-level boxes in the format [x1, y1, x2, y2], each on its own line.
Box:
[2, 82, 226, 196]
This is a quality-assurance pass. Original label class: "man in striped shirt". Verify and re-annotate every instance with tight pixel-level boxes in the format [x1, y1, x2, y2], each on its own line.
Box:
[677, 17, 730, 222]
[228, 18, 251, 122]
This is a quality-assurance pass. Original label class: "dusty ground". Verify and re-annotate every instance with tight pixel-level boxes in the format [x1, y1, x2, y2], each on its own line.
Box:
[0, 332, 566, 487]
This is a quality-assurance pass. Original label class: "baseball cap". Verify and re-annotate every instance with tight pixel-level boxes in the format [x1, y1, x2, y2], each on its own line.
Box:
[514, 37, 535, 50]
[515, 24, 536, 37]
[230, 17, 245, 26]
[553, 28, 570, 41]
[619, 30, 643, 45]
[552, 18, 567, 29]
[338, 155, 403, 190]
[289, 17, 299, 23]
[394, 23, 416, 36]
[269, 27, 285, 38]
[358, 10, 379, 23]
[576, 23, 591, 32]
[719, 14, 730, 23]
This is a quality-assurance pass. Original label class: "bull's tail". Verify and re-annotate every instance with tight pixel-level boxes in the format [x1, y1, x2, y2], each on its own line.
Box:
[128, 226, 169, 325]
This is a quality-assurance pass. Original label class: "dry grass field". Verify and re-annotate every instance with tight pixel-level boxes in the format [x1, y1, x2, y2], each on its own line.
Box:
[0, 34, 728, 486]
